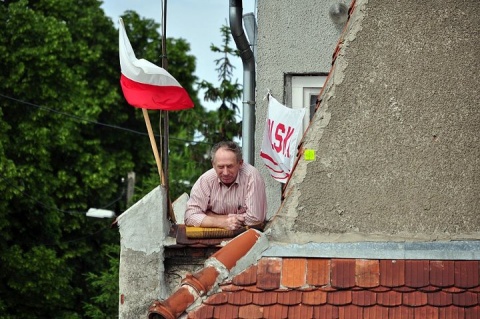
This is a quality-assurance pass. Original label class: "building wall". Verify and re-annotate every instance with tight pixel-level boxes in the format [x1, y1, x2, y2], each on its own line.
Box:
[258, 0, 480, 242]
[255, 0, 346, 218]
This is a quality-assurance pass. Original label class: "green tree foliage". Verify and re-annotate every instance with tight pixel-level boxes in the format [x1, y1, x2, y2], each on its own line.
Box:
[198, 24, 243, 143]
[0, 1, 210, 317]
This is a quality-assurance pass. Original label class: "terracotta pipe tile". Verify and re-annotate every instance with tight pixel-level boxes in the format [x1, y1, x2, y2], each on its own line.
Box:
[452, 291, 478, 307]
[243, 285, 263, 293]
[331, 259, 356, 288]
[430, 260, 455, 287]
[380, 260, 405, 287]
[403, 291, 428, 307]
[391, 286, 414, 293]
[238, 304, 264, 319]
[355, 259, 380, 288]
[302, 290, 328, 305]
[221, 284, 244, 292]
[388, 305, 414, 319]
[455, 261, 480, 288]
[210, 229, 261, 270]
[303, 262, 324, 282]
[363, 305, 389, 319]
[282, 258, 307, 288]
[148, 286, 195, 319]
[227, 289, 253, 306]
[414, 305, 439, 319]
[351, 290, 376, 306]
[252, 291, 278, 306]
[418, 285, 441, 293]
[443, 286, 465, 293]
[182, 267, 219, 295]
[257, 258, 282, 290]
[232, 265, 257, 286]
[370, 286, 391, 293]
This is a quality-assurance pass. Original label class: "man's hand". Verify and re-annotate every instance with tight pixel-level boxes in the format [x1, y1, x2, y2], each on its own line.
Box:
[201, 211, 246, 230]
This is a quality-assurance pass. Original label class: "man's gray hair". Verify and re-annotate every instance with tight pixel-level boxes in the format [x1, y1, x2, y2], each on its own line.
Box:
[210, 141, 243, 163]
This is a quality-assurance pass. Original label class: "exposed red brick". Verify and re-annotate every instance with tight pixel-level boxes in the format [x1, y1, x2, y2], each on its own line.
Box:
[303, 290, 328, 305]
[307, 259, 330, 286]
[204, 291, 228, 305]
[465, 306, 480, 319]
[380, 259, 405, 287]
[331, 259, 356, 288]
[238, 304, 263, 319]
[455, 261, 480, 288]
[277, 290, 302, 305]
[351, 290, 376, 306]
[388, 305, 415, 319]
[414, 305, 439, 319]
[257, 258, 282, 290]
[214, 304, 239, 319]
[355, 259, 380, 288]
[228, 289, 253, 306]
[438, 306, 465, 319]
[338, 304, 363, 319]
[430, 261, 455, 287]
[281, 258, 307, 288]
[426, 291, 452, 306]
[288, 304, 314, 319]
[376, 291, 402, 306]
[313, 304, 339, 319]
[252, 291, 278, 306]
[405, 260, 430, 288]
[452, 291, 478, 307]
[363, 305, 389, 319]
[262, 304, 289, 319]
[403, 291, 428, 307]
[233, 265, 257, 286]
[327, 290, 352, 306]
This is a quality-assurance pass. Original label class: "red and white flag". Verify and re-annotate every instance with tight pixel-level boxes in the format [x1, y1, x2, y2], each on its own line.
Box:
[260, 94, 305, 183]
[119, 18, 194, 110]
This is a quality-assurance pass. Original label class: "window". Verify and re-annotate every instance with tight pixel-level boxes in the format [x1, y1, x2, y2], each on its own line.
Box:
[286, 75, 327, 133]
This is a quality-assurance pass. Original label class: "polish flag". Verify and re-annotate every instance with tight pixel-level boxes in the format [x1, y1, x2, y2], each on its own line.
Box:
[119, 18, 194, 110]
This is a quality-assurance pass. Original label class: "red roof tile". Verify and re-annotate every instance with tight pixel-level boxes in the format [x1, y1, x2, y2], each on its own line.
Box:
[355, 259, 380, 288]
[281, 258, 307, 288]
[182, 257, 480, 319]
[256, 258, 281, 290]
[455, 261, 480, 288]
[331, 259, 356, 288]
[380, 259, 405, 287]
[430, 260, 455, 287]
[307, 258, 330, 286]
[405, 260, 430, 288]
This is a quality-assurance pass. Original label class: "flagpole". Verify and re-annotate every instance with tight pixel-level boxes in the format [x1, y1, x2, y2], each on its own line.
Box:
[161, 0, 176, 224]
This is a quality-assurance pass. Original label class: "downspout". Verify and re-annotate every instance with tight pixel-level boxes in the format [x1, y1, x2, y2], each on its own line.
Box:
[229, 0, 256, 165]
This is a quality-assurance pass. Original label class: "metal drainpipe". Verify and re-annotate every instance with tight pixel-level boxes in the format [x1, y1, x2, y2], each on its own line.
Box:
[229, 0, 256, 165]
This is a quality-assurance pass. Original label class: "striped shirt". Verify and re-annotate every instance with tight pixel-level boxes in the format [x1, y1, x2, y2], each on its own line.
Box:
[184, 162, 267, 227]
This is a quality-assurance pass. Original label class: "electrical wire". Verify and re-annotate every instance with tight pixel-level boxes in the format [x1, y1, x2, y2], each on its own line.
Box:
[0, 92, 213, 146]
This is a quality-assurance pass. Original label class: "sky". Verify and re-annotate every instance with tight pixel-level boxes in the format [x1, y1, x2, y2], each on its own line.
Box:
[101, 0, 256, 110]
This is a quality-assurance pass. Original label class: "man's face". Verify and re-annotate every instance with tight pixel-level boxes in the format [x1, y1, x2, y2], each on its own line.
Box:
[212, 148, 243, 186]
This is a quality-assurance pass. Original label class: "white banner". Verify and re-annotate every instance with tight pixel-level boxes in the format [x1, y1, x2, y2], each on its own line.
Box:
[260, 94, 305, 183]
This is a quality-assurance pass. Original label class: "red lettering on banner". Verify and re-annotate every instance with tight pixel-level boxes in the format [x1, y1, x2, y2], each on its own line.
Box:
[267, 119, 296, 157]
